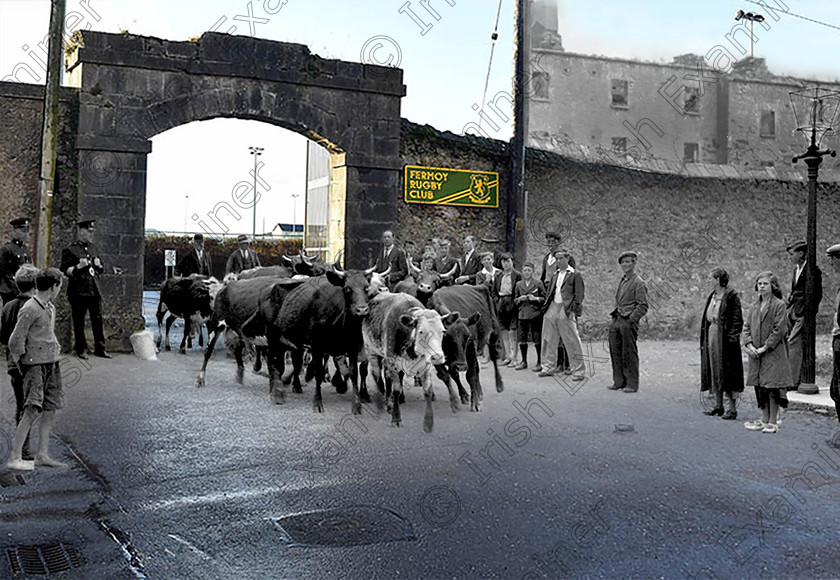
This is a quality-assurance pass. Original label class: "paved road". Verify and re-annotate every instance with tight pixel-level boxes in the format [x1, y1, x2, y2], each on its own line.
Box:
[1, 339, 840, 579]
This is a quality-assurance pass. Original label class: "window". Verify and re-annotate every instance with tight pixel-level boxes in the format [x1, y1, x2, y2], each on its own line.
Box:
[612, 137, 627, 153]
[684, 87, 700, 114]
[760, 111, 776, 137]
[611, 79, 628, 108]
[532, 72, 549, 100]
[684, 143, 699, 164]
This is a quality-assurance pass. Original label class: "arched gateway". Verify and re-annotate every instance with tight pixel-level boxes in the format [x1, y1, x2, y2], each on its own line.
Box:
[64, 30, 404, 349]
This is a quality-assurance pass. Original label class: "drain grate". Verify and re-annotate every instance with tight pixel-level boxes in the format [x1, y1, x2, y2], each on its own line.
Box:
[7, 542, 82, 575]
[270, 506, 416, 547]
[0, 473, 26, 488]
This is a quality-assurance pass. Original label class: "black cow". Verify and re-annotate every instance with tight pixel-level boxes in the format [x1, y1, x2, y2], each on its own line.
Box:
[393, 267, 446, 307]
[156, 275, 222, 354]
[429, 284, 504, 412]
[194, 275, 293, 389]
[269, 266, 376, 411]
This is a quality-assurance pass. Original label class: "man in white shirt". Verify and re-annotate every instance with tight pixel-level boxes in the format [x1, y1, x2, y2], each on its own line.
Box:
[538, 249, 585, 380]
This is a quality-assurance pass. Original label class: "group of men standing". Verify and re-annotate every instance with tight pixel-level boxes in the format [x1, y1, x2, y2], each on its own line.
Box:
[370, 229, 650, 393]
[174, 232, 261, 278]
[0, 217, 110, 360]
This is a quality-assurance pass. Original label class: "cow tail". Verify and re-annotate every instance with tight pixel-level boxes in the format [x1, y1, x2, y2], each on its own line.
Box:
[481, 285, 504, 393]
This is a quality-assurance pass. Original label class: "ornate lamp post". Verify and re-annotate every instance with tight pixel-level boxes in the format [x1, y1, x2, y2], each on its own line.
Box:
[790, 87, 840, 395]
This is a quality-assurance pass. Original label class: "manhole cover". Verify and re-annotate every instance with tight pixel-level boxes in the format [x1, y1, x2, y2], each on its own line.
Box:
[7, 542, 82, 575]
[0, 473, 26, 488]
[270, 506, 416, 547]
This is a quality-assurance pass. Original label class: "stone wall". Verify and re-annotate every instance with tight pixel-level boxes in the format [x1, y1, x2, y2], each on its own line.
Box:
[400, 122, 840, 338]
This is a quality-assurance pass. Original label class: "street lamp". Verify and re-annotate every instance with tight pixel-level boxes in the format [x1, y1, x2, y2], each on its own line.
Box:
[249, 146, 264, 238]
[790, 86, 840, 395]
[734, 10, 764, 58]
[184, 194, 189, 233]
[291, 193, 300, 239]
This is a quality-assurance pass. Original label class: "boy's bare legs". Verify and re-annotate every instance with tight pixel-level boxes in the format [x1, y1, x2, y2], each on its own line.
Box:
[7, 407, 38, 470]
[34, 410, 66, 467]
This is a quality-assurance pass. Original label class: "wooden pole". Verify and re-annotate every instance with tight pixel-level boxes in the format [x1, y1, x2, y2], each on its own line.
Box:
[36, 0, 66, 267]
[508, 0, 528, 267]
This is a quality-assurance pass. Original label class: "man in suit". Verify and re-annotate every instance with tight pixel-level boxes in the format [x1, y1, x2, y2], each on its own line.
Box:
[225, 234, 261, 276]
[541, 231, 576, 373]
[826, 243, 840, 421]
[60, 219, 110, 359]
[786, 240, 823, 391]
[0, 217, 32, 305]
[455, 235, 482, 285]
[176, 233, 213, 277]
[608, 251, 649, 393]
[538, 249, 585, 380]
[434, 238, 459, 285]
[373, 230, 408, 291]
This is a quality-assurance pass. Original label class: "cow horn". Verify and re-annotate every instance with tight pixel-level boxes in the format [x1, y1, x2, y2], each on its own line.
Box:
[298, 249, 313, 266]
[333, 259, 344, 273]
[364, 265, 377, 275]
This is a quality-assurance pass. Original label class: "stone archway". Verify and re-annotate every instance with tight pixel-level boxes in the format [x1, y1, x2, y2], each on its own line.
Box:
[65, 30, 404, 348]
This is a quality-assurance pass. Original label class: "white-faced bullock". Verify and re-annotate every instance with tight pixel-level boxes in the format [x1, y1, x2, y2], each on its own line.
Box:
[429, 284, 504, 412]
[156, 275, 222, 354]
[194, 275, 299, 388]
[269, 266, 377, 411]
[360, 292, 452, 433]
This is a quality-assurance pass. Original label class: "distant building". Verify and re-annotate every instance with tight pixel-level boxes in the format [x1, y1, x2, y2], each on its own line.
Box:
[525, 0, 840, 179]
[272, 223, 304, 238]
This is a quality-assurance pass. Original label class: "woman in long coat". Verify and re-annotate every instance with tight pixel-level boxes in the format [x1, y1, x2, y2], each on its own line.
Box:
[741, 271, 791, 434]
[700, 267, 744, 419]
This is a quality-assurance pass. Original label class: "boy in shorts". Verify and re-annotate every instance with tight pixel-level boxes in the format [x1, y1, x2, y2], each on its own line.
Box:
[1, 263, 39, 460]
[6, 268, 65, 471]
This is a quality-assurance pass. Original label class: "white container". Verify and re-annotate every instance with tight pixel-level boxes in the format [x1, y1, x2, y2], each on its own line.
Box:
[130, 329, 158, 361]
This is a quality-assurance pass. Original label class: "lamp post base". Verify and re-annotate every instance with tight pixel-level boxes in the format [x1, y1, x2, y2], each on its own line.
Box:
[796, 382, 820, 395]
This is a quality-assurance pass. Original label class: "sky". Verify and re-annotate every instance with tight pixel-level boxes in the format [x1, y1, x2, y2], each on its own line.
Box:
[2, 0, 839, 234]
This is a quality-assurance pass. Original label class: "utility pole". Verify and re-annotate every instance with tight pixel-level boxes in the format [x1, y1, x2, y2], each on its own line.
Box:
[36, 0, 66, 267]
[508, 0, 528, 267]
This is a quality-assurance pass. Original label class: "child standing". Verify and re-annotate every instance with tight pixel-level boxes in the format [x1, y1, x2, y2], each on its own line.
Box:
[0, 264, 39, 461]
[742, 271, 791, 434]
[6, 268, 66, 471]
[514, 262, 545, 371]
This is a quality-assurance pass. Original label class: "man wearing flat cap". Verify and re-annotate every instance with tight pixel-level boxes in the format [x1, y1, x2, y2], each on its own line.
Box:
[0, 218, 32, 305]
[176, 233, 213, 277]
[225, 234, 261, 276]
[481, 235, 504, 269]
[61, 219, 109, 359]
[608, 250, 648, 393]
[825, 244, 840, 421]
[785, 240, 822, 391]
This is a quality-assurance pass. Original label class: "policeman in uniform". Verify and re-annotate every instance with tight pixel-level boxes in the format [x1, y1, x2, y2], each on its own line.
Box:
[60, 219, 110, 359]
[0, 217, 32, 305]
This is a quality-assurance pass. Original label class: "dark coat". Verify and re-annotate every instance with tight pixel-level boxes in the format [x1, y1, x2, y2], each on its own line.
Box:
[514, 278, 545, 320]
[741, 294, 792, 389]
[373, 246, 408, 289]
[700, 287, 745, 393]
[459, 250, 483, 284]
[60, 241, 104, 299]
[787, 262, 822, 318]
[610, 272, 648, 324]
[225, 248, 261, 275]
[493, 269, 521, 297]
[175, 248, 213, 277]
[0, 240, 31, 296]
[542, 267, 585, 317]
[540, 253, 576, 286]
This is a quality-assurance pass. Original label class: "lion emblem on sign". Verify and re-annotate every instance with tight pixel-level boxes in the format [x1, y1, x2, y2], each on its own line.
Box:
[468, 174, 491, 204]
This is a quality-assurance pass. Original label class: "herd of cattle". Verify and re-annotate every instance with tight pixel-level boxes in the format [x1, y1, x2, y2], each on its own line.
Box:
[155, 252, 505, 432]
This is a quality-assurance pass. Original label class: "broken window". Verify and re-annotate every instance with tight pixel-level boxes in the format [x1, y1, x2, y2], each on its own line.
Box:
[760, 111, 776, 137]
[684, 87, 700, 114]
[611, 79, 628, 107]
[532, 72, 549, 100]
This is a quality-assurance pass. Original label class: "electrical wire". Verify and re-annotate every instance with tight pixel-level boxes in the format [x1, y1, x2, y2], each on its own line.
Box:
[743, 0, 840, 32]
[477, 0, 505, 133]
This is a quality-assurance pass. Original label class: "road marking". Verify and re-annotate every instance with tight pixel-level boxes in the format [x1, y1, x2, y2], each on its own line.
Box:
[168, 534, 213, 561]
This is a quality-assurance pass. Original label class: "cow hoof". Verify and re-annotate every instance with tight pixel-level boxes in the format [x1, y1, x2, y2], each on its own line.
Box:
[165, 346, 171, 352]
[292, 385, 303, 394]
[398, 393, 406, 404]
[391, 419, 401, 428]
[271, 390, 285, 405]
[450, 400, 459, 413]
[236, 370, 244, 384]
[471, 404, 481, 413]
[179, 348, 186, 355]
[360, 389, 371, 404]
[313, 402, 324, 413]
[423, 417, 433, 433]
[195, 378, 205, 389]
[460, 396, 470, 405]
